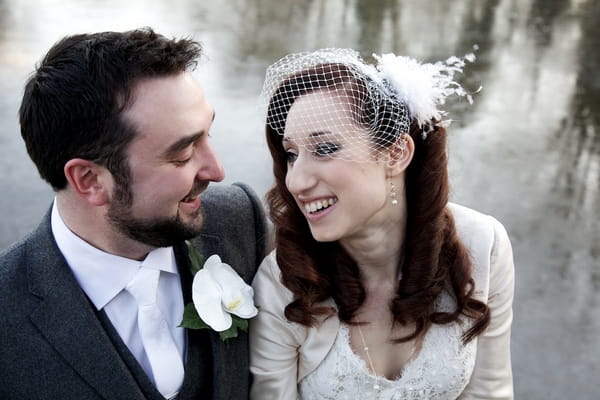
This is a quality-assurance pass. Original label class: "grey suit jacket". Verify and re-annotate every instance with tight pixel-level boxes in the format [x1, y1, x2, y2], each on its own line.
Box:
[0, 182, 268, 400]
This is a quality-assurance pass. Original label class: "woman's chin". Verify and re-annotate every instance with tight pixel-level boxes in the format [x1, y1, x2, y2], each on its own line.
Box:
[309, 227, 340, 243]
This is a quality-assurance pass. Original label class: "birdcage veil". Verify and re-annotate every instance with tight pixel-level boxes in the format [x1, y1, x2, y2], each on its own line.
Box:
[261, 47, 478, 162]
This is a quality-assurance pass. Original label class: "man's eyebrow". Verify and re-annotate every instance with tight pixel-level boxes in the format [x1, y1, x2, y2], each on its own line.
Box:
[163, 132, 203, 158]
[163, 111, 215, 158]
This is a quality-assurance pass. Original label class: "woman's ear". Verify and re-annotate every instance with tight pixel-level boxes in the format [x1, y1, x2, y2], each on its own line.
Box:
[64, 159, 112, 206]
[386, 134, 414, 176]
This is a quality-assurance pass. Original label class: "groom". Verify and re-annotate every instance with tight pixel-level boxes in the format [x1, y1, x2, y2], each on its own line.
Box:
[0, 28, 267, 399]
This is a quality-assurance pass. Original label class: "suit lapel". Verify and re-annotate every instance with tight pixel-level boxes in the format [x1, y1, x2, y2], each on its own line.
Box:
[27, 213, 144, 400]
[188, 234, 249, 400]
[96, 310, 167, 400]
[209, 331, 247, 400]
[180, 234, 243, 400]
[175, 237, 219, 399]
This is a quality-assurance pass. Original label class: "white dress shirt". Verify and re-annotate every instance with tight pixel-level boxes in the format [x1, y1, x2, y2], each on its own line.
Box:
[50, 201, 187, 386]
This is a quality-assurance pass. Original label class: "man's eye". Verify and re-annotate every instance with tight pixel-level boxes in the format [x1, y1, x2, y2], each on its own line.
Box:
[314, 142, 340, 157]
[173, 157, 192, 166]
[173, 156, 192, 166]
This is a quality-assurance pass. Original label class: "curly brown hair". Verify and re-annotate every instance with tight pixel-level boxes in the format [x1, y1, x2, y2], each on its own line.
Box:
[265, 63, 489, 343]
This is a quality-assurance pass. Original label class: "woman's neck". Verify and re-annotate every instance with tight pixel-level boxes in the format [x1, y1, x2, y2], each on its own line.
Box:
[340, 200, 407, 285]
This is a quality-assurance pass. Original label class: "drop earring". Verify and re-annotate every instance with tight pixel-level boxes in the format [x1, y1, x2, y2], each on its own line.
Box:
[389, 178, 398, 205]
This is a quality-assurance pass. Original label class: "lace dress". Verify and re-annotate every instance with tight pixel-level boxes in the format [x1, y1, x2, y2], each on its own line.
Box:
[299, 312, 477, 399]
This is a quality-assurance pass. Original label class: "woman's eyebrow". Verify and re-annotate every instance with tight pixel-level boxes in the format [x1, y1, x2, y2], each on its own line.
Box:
[283, 130, 332, 142]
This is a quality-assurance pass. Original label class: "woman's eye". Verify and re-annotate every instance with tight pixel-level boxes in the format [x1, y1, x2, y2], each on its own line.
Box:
[314, 142, 340, 157]
[285, 150, 298, 163]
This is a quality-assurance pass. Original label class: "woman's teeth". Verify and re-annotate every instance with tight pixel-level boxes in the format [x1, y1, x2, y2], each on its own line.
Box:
[304, 198, 337, 213]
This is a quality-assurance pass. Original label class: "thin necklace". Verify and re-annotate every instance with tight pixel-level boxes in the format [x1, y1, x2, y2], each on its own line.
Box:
[357, 324, 383, 397]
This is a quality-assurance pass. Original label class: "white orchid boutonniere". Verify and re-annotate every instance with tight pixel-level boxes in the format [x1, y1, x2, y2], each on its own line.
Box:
[179, 241, 258, 342]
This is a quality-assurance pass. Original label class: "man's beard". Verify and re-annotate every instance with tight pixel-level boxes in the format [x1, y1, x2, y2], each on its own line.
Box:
[107, 183, 205, 248]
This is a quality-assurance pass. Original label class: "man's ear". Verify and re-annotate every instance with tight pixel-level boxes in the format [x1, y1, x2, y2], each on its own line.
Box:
[386, 134, 414, 176]
[64, 159, 112, 206]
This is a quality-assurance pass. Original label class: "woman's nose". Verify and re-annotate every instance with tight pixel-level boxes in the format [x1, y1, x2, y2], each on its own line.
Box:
[285, 156, 316, 194]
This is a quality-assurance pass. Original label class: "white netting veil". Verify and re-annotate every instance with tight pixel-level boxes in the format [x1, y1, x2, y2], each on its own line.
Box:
[261, 47, 477, 162]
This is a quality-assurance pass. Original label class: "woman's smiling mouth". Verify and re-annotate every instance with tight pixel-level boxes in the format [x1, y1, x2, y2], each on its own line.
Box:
[304, 197, 338, 214]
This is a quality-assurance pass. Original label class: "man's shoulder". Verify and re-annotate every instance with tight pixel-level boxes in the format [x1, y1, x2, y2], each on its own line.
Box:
[195, 183, 269, 280]
[0, 212, 54, 285]
[201, 182, 261, 210]
[200, 182, 266, 232]
[0, 232, 38, 313]
[0, 231, 35, 271]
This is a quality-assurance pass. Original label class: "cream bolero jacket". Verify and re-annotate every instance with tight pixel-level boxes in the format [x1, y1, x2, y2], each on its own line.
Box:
[249, 203, 515, 400]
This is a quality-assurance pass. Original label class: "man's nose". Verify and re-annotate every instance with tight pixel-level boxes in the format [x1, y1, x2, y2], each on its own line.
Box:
[196, 142, 225, 182]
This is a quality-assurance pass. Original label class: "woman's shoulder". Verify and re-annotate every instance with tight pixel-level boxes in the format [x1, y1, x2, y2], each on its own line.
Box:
[448, 203, 510, 250]
[447, 202, 514, 300]
[250, 251, 341, 381]
[252, 251, 294, 309]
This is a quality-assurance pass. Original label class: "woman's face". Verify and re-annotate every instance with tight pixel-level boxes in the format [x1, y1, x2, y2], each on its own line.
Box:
[282, 90, 392, 243]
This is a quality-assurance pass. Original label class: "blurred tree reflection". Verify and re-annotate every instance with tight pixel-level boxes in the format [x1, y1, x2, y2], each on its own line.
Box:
[353, 0, 401, 52]
[527, 0, 570, 48]
[551, 0, 599, 230]
[449, 0, 501, 122]
[0, 0, 9, 49]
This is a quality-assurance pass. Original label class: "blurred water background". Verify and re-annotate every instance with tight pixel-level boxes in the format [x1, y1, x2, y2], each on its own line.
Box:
[0, 0, 598, 398]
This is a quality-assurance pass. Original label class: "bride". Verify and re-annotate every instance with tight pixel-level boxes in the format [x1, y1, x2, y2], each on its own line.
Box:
[249, 48, 515, 400]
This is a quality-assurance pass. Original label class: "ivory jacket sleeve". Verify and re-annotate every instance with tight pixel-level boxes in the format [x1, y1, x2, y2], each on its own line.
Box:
[458, 211, 515, 400]
[249, 253, 303, 400]
[249, 253, 340, 400]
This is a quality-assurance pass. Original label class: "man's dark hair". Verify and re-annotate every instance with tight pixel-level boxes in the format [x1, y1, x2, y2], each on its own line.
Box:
[19, 27, 203, 190]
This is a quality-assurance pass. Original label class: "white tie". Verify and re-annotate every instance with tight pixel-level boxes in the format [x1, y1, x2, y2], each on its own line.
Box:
[126, 267, 185, 399]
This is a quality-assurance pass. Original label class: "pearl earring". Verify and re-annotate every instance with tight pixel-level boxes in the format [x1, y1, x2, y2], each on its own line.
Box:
[389, 178, 398, 205]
